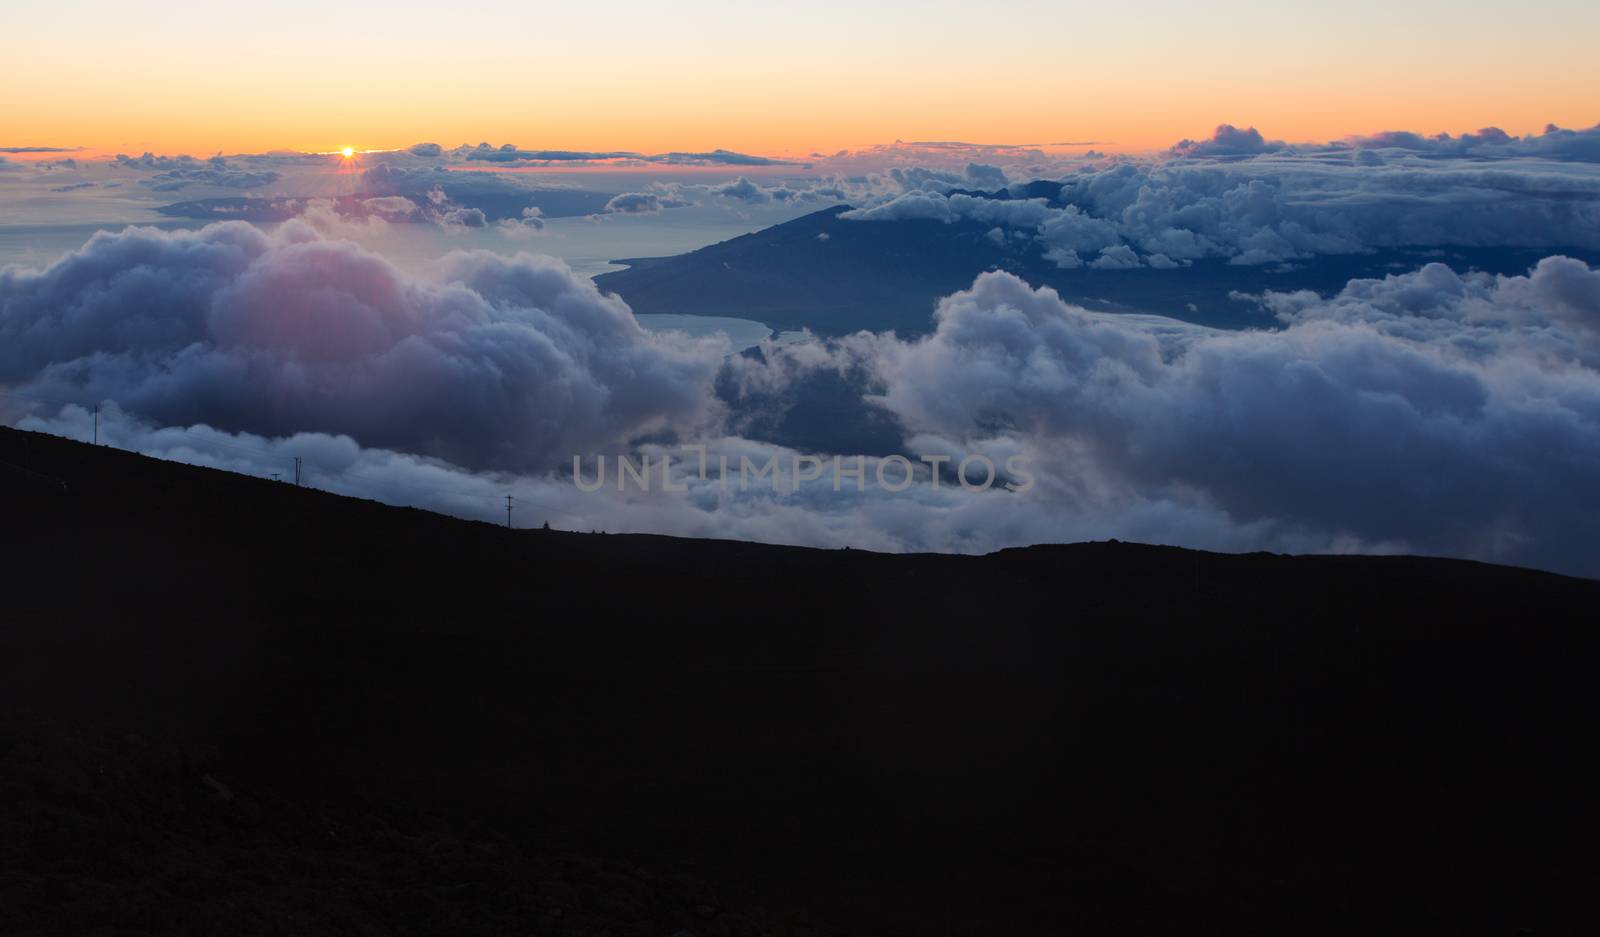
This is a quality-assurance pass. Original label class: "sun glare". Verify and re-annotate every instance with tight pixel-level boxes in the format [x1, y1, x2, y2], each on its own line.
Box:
[341, 146, 355, 158]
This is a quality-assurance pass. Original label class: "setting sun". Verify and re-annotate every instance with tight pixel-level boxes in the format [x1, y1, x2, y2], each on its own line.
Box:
[341, 146, 354, 158]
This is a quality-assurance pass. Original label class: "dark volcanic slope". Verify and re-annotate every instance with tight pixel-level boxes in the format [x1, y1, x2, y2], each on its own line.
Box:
[3, 426, 1598, 936]
[593, 204, 1599, 336]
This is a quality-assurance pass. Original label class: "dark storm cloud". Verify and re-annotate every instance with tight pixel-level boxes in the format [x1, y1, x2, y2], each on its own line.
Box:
[0, 222, 729, 471]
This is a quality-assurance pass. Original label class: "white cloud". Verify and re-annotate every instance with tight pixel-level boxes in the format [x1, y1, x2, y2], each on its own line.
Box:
[8, 173, 1600, 575]
[0, 221, 730, 471]
[842, 153, 1600, 267]
[842, 268, 1600, 575]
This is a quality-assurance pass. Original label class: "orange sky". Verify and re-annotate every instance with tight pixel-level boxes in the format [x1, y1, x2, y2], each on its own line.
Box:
[4, 0, 1597, 158]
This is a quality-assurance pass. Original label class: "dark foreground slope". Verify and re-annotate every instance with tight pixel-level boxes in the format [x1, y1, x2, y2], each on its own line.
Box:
[2, 426, 1598, 936]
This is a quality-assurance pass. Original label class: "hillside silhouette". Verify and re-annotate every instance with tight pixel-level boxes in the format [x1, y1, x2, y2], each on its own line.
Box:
[3, 425, 1597, 935]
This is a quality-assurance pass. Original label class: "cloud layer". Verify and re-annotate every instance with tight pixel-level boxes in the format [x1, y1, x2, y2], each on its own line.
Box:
[837, 267, 1600, 573]
[843, 149, 1600, 268]
[9, 124, 1600, 576]
[1, 222, 728, 470]
[9, 223, 1598, 574]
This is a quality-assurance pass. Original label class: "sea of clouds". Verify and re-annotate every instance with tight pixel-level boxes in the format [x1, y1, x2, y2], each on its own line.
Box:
[4, 123, 1600, 576]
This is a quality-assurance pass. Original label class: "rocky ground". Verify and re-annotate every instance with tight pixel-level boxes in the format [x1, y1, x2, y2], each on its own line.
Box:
[1, 719, 815, 937]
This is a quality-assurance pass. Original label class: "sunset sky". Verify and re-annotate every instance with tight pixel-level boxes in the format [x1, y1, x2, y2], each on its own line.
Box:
[5, 0, 1598, 156]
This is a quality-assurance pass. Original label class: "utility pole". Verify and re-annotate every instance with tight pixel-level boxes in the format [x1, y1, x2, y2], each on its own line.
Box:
[293, 456, 303, 486]
[505, 494, 514, 529]
[92, 404, 98, 445]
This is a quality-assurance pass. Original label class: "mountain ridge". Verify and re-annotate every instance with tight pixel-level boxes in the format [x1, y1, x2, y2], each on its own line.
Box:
[593, 204, 1600, 336]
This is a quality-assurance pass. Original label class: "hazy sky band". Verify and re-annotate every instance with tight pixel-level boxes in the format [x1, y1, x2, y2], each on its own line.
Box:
[4, 0, 1597, 155]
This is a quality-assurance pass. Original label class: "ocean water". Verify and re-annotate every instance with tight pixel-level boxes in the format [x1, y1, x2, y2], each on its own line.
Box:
[0, 200, 818, 277]
[634, 314, 772, 350]
[0, 203, 822, 344]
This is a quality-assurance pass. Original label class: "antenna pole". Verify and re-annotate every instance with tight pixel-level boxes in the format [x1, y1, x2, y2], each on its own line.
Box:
[505, 494, 514, 529]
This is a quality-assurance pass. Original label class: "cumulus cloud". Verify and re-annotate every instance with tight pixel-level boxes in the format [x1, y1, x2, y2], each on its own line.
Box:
[358, 161, 541, 200]
[842, 192, 1057, 227]
[408, 142, 444, 157]
[842, 153, 1600, 267]
[1346, 123, 1600, 162]
[888, 166, 968, 193]
[833, 268, 1600, 575]
[716, 176, 767, 203]
[641, 176, 852, 209]
[0, 222, 730, 471]
[603, 192, 668, 214]
[8, 183, 1600, 575]
[682, 254, 1599, 574]
[496, 206, 546, 237]
[965, 162, 1008, 188]
[359, 162, 441, 196]
[438, 205, 488, 229]
[656, 175, 852, 206]
[1254, 254, 1600, 358]
[809, 140, 1080, 183]
[110, 152, 281, 190]
[1167, 122, 1600, 164]
[1168, 124, 1288, 158]
[360, 196, 418, 218]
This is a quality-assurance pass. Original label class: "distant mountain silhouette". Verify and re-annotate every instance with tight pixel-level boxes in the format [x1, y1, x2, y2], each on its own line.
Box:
[595, 202, 1599, 336]
[3, 425, 1597, 935]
